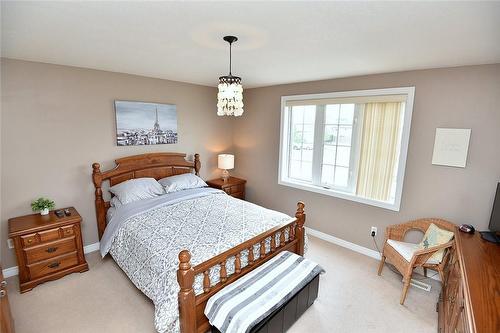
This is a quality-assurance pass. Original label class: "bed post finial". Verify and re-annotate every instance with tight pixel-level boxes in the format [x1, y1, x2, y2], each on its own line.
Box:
[295, 202, 306, 256]
[177, 250, 196, 333]
[194, 153, 201, 176]
[92, 162, 106, 240]
[92, 162, 101, 174]
[296, 201, 305, 217]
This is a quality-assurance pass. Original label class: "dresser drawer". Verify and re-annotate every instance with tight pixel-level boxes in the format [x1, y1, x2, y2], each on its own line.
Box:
[225, 184, 244, 194]
[231, 191, 245, 199]
[38, 228, 61, 243]
[20, 224, 77, 248]
[21, 229, 61, 247]
[21, 233, 38, 247]
[24, 237, 76, 264]
[61, 225, 75, 237]
[27, 252, 79, 280]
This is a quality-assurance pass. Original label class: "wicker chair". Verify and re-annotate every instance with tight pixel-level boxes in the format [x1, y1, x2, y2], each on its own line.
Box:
[377, 218, 455, 305]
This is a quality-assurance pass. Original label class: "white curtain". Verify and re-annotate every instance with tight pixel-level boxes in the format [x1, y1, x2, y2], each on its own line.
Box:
[356, 102, 403, 201]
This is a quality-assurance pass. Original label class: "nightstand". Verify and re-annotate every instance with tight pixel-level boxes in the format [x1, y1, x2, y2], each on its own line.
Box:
[207, 177, 246, 200]
[8, 207, 89, 293]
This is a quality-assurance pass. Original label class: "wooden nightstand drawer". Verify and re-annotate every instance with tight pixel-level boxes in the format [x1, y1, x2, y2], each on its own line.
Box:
[38, 228, 61, 243]
[28, 252, 79, 280]
[228, 184, 244, 194]
[21, 233, 38, 247]
[61, 225, 74, 237]
[20, 225, 75, 248]
[24, 237, 76, 264]
[231, 191, 245, 199]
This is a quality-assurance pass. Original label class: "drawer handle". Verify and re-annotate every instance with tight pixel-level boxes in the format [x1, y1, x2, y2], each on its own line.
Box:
[28, 239, 33, 243]
[48, 262, 60, 269]
[0, 280, 6, 288]
[0, 290, 5, 298]
[46, 247, 58, 253]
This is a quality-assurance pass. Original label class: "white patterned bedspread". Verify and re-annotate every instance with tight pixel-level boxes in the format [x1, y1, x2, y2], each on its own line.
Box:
[100, 188, 296, 333]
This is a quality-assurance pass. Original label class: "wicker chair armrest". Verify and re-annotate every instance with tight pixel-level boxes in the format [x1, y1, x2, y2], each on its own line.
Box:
[410, 240, 454, 265]
[413, 240, 454, 256]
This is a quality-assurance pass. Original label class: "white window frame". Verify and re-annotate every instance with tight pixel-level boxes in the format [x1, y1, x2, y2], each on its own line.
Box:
[278, 87, 415, 211]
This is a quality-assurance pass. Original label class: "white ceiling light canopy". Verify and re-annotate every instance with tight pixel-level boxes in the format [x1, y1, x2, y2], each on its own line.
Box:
[217, 36, 244, 117]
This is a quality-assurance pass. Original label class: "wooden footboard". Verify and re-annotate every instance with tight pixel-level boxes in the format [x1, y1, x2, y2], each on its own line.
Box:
[177, 202, 306, 333]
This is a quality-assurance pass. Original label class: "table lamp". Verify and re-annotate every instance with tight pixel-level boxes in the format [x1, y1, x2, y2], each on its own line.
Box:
[218, 154, 234, 181]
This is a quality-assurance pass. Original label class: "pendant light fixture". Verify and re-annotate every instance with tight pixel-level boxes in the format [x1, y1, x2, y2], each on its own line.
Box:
[217, 36, 244, 116]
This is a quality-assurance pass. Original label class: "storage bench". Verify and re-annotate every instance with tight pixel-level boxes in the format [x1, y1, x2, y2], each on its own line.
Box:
[206, 251, 324, 333]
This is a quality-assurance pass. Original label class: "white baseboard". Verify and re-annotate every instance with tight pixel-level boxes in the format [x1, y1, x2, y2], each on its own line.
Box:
[306, 227, 382, 260]
[2, 266, 19, 279]
[83, 242, 100, 254]
[306, 227, 441, 282]
[2, 241, 100, 278]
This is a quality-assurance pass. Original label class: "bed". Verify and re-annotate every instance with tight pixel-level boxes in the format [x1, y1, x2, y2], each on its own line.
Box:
[91, 153, 306, 333]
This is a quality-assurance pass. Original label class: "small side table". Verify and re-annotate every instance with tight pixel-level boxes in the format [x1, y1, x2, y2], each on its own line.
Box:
[8, 207, 89, 293]
[206, 177, 246, 200]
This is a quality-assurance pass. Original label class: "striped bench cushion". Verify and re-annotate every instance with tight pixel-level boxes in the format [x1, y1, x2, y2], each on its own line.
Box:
[205, 251, 325, 333]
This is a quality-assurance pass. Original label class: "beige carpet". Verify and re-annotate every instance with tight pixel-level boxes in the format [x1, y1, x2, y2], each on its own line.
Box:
[6, 236, 438, 333]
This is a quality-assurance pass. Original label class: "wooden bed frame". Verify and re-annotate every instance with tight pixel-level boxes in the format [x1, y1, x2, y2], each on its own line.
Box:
[91, 153, 306, 333]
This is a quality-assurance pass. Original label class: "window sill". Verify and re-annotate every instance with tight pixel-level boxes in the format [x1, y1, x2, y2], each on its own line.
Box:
[278, 179, 401, 211]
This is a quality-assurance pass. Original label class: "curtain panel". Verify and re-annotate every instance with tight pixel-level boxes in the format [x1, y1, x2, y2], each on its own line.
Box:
[356, 102, 403, 201]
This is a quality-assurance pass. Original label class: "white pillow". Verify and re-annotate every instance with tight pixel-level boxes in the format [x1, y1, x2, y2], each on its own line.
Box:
[109, 178, 164, 205]
[158, 173, 207, 193]
[109, 196, 122, 208]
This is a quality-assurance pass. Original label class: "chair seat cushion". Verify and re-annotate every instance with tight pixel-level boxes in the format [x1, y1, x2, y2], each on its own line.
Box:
[387, 239, 440, 264]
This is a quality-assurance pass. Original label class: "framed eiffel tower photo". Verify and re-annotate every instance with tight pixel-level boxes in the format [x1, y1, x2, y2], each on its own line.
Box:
[114, 100, 178, 146]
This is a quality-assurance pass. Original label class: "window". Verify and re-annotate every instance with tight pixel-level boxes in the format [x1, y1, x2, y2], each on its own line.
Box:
[279, 87, 415, 211]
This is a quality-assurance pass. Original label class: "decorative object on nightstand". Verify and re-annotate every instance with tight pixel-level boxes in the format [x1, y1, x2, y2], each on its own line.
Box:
[207, 176, 246, 200]
[30, 197, 55, 216]
[218, 154, 234, 181]
[8, 207, 89, 293]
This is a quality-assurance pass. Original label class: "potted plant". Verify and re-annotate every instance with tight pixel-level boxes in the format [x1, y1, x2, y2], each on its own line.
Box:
[31, 197, 55, 216]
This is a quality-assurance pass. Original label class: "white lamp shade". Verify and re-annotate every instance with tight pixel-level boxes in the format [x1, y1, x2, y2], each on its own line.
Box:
[218, 154, 234, 170]
[217, 83, 244, 116]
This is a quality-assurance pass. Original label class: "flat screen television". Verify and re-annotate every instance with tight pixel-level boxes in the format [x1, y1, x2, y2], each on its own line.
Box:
[481, 182, 500, 243]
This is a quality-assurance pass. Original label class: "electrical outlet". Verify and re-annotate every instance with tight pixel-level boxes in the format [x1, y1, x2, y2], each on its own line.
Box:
[7, 238, 14, 249]
[370, 226, 377, 237]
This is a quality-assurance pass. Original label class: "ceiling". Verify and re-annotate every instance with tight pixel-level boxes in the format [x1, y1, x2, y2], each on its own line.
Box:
[2, 1, 500, 88]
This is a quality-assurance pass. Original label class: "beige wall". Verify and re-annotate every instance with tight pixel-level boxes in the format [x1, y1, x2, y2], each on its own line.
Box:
[2, 59, 499, 269]
[1, 58, 232, 267]
[232, 64, 500, 250]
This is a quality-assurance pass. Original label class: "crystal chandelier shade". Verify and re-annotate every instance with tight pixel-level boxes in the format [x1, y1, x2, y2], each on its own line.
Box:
[217, 36, 244, 117]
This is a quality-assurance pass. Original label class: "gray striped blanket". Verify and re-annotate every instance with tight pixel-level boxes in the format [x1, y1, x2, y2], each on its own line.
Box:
[205, 251, 324, 333]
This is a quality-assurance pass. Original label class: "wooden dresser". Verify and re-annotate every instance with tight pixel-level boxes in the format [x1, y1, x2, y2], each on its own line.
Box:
[8, 207, 89, 293]
[207, 177, 246, 200]
[438, 230, 500, 333]
[1, 264, 15, 333]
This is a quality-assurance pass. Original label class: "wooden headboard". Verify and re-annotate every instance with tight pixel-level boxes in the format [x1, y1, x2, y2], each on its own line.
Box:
[91, 152, 201, 239]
